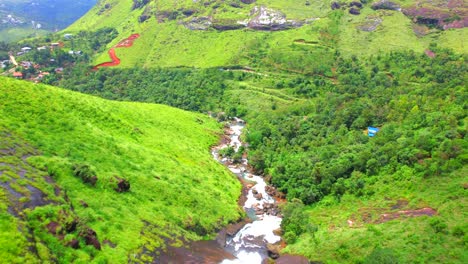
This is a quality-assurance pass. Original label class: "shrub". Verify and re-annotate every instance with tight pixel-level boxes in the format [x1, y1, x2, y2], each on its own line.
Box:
[72, 164, 97, 186]
[364, 248, 399, 264]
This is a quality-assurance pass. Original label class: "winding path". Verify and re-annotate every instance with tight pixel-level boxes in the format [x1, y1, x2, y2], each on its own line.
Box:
[92, 33, 140, 70]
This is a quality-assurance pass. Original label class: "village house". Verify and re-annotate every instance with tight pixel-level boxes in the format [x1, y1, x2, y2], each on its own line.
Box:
[12, 72, 23, 78]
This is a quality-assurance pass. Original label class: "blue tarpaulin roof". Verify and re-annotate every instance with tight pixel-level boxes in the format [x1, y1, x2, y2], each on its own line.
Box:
[368, 127, 379, 137]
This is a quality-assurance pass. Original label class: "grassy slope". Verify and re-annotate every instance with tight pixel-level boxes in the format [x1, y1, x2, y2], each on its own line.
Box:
[66, 0, 466, 69]
[0, 77, 241, 263]
[283, 167, 467, 263]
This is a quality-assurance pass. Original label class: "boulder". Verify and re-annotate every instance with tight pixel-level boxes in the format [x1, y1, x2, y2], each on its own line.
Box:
[67, 239, 80, 249]
[349, 7, 361, 15]
[241, 0, 256, 4]
[114, 177, 130, 193]
[350, 1, 363, 8]
[79, 228, 101, 250]
[273, 228, 283, 236]
[254, 192, 263, 200]
[331, 2, 341, 10]
[371, 0, 401, 11]
[267, 243, 281, 259]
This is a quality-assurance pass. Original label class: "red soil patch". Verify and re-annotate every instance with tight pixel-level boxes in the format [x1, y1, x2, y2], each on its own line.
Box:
[93, 33, 140, 70]
[377, 207, 437, 223]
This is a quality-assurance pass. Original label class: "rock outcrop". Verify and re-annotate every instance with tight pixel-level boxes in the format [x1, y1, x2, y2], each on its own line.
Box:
[182, 16, 212, 30]
[245, 6, 303, 31]
[371, 0, 401, 11]
[403, 6, 468, 29]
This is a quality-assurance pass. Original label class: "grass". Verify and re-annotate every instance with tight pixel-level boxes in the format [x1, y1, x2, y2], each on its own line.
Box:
[0, 77, 242, 262]
[282, 166, 468, 263]
[0, 27, 49, 43]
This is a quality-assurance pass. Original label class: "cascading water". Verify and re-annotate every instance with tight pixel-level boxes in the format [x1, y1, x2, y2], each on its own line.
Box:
[212, 118, 283, 264]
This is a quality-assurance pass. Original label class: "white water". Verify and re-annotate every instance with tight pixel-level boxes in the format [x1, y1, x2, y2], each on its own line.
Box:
[213, 118, 282, 264]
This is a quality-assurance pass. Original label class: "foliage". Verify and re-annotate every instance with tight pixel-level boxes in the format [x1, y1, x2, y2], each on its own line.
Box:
[72, 164, 98, 186]
[281, 199, 317, 243]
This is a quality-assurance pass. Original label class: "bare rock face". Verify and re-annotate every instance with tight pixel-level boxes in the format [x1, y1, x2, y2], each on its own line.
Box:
[357, 17, 383, 31]
[371, 0, 401, 11]
[245, 6, 303, 31]
[183, 16, 212, 30]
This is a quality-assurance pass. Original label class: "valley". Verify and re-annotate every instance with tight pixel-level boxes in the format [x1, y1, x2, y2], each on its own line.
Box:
[0, 0, 467, 263]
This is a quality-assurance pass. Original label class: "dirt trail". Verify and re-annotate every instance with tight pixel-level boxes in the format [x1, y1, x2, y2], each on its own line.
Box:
[93, 33, 140, 70]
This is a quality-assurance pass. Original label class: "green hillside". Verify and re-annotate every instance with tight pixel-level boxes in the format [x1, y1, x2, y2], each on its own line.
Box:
[0, 77, 241, 263]
[65, 0, 467, 69]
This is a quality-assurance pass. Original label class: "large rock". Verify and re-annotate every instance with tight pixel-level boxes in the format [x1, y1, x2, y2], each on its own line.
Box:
[246, 6, 303, 31]
[267, 243, 281, 259]
[371, 0, 401, 11]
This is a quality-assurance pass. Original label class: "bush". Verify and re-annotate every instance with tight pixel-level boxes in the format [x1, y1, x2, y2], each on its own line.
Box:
[72, 164, 97, 186]
[429, 218, 448, 234]
[364, 248, 399, 264]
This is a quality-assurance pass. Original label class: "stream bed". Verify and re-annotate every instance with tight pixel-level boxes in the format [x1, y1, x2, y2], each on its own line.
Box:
[212, 118, 283, 264]
[157, 118, 309, 264]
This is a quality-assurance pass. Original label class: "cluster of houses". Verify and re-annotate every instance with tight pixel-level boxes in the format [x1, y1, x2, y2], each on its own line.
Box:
[16, 42, 65, 56]
[3, 33, 79, 82]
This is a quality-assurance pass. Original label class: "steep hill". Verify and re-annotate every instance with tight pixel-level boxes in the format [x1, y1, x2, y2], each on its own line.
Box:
[66, 0, 467, 69]
[0, 77, 241, 263]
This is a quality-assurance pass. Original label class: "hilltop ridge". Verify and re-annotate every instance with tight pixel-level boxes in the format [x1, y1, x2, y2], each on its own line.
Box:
[66, 0, 467, 69]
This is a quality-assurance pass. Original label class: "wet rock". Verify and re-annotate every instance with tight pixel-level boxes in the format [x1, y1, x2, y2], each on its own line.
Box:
[254, 192, 263, 200]
[273, 228, 283, 236]
[79, 228, 101, 250]
[371, 0, 401, 11]
[267, 243, 281, 259]
[276, 254, 311, 264]
[68, 239, 80, 249]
